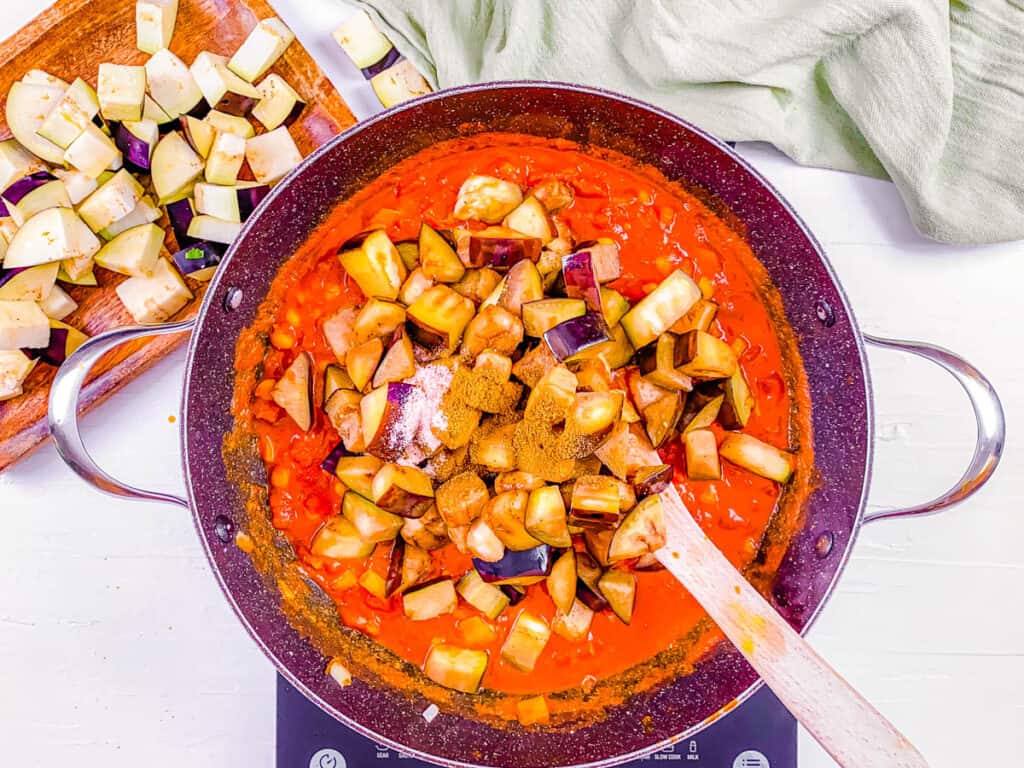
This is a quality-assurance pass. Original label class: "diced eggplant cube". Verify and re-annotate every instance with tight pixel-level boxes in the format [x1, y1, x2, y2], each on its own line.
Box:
[552, 598, 594, 642]
[684, 429, 721, 480]
[719, 433, 795, 483]
[228, 17, 295, 83]
[205, 131, 246, 185]
[422, 644, 488, 694]
[151, 131, 203, 204]
[372, 327, 416, 387]
[6, 82, 66, 165]
[598, 569, 637, 624]
[0, 300, 50, 349]
[718, 368, 756, 429]
[418, 223, 464, 283]
[455, 176, 523, 225]
[406, 284, 475, 351]
[503, 196, 553, 242]
[114, 257, 192, 324]
[145, 48, 203, 118]
[473, 544, 552, 585]
[191, 51, 260, 115]
[0, 349, 36, 401]
[608, 494, 666, 563]
[546, 549, 577, 614]
[342, 491, 403, 543]
[332, 9, 393, 68]
[435, 471, 490, 528]
[371, 463, 434, 518]
[186, 214, 241, 245]
[37, 79, 100, 149]
[457, 569, 509, 619]
[500, 610, 551, 672]
[38, 284, 77, 321]
[245, 126, 303, 184]
[402, 579, 457, 621]
[204, 109, 255, 138]
[63, 123, 121, 179]
[620, 270, 701, 348]
[181, 115, 215, 157]
[570, 475, 622, 528]
[334, 455, 382, 499]
[97, 64, 146, 122]
[310, 514, 375, 560]
[0, 140, 47, 192]
[633, 464, 673, 497]
[115, 120, 159, 172]
[78, 169, 144, 232]
[676, 330, 738, 380]
[136, 0, 179, 54]
[171, 241, 223, 282]
[95, 223, 164, 277]
[370, 59, 431, 108]
[338, 230, 407, 301]
[3, 207, 100, 270]
[252, 73, 304, 131]
[345, 337, 384, 392]
[524, 485, 571, 548]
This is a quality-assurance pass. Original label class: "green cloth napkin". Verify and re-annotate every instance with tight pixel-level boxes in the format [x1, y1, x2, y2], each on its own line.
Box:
[353, 0, 1024, 245]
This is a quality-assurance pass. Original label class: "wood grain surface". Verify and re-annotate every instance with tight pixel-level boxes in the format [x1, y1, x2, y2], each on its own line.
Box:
[0, 0, 355, 471]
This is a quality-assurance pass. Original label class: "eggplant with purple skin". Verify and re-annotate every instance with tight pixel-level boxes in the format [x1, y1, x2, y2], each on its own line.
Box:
[561, 250, 602, 312]
[319, 440, 350, 475]
[545, 549, 577, 614]
[633, 464, 673, 497]
[384, 536, 406, 597]
[569, 475, 622, 528]
[719, 433, 795, 483]
[457, 568, 509, 619]
[607, 495, 665, 563]
[718, 367, 756, 429]
[521, 298, 586, 337]
[22, 321, 88, 366]
[114, 120, 158, 172]
[171, 241, 224, 282]
[543, 312, 611, 362]
[402, 579, 457, 621]
[360, 47, 402, 80]
[271, 352, 313, 431]
[310, 515, 375, 560]
[334, 455, 382, 500]
[642, 391, 685, 449]
[166, 198, 199, 248]
[473, 543, 552, 585]
[598, 569, 637, 624]
[360, 381, 419, 461]
[572, 240, 621, 283]
[1, 171, 57, 207]
[341, 491, 403, 543]
[467, 227, 542, 269]
[497, 259, 543, 316]
[675, 330, 738, 380]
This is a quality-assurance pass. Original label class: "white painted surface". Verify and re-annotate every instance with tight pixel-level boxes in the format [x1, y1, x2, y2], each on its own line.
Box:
[1, 2, 1021, 767]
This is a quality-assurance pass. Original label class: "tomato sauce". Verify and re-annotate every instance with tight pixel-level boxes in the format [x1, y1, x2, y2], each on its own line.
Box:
[242, 134, 806, 701]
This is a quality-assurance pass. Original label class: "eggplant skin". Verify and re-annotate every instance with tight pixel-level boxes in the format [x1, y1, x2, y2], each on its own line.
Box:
[473, 544, 552, 583]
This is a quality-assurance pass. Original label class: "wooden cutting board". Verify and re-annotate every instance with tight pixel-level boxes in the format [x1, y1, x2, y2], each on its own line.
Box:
[0, 0, 356, 471]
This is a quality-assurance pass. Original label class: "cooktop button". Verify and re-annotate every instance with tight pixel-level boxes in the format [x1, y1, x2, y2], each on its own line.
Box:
[309, 747, 346, 768]
[733, 750, 770, 768]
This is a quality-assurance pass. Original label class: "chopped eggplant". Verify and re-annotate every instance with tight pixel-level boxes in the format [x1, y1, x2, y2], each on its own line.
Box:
[620, 269, 701, 348]
[345, 337, 383, 392]
[186, 214, 241, 245]
[372, 327, 416, 387]
[481, 489, 543, 551]
[191, 51, 259, 114]
[526, 179, 574, 212]
[684, 429, 721, 480]
[633, 464, 673, 497]
[472, 423, 518, 472]
[402, 579, 457, 621]
[339, 230, 407, 301]
[454, 175, 523, 223]
[95, 223, 164, 277]
[101, 195, 161, 239]
[676, 330, 738, 380]
[77, 169, 144, 233]
[561, 250, 602, 311]
[569, 475, 622, 528]
[323, 363, 355, 402]
[4, 180, 70, 226]
[342, 490, 403, 543]
[205, 131, 246, 185]
[151, 131, 203, 204]
[145, 48, 203, 118]
[511, 340, 559, 388]
[422, 644, 488, 694]
[332, 9, 393, 68]
[194, 181, 270, 223]
[598, 569, 637, 624]
[543, 312, 611, 362]
[401, 504, 449, 551]
[334, 455, 382, 499]
[321, 306, 359, 361]
[670, 297, 718, 334]
[545, 549, 576, 614]
[63, 123, 121, 179]
[271, 351, 313, 430]
[406, 285, 475, 351]
[204, 109, 255, 138]
[97, 64, 146, 122]
[3, 207, 100, 269]
[718, 368, 756, 429]
[372, 463, 434, 518]
[600, 287, 630, 328]
[0, 300, 50, 349]
[497, 259, 543, 315]
[524, 485, 571, 548]
[22, 320, 88, 366]
[136, 0, 179, 54]
[398, 268, 433, 306]
[0, 262, 59, 302]
[522, 298, 586, 337]
[418, 223, 464, 283]
[171, 241, 223, 282]
[228, 17, 295, 82]
[0, 349, 36, 401]
[369, 59, 431, 108]
[384, 536, 406, 596]
[38, 284, 77, 321]
[682, 391, 725, 434]
[435, 471, 490, 528]
[5, 82, 66, 165]
[325, 389, 365, 451]
[493, 471, 546, 494]
[115, 257, 192, 323]
[461, 304, 523, 359]
[500, 610, 551, 672]
[451, 266, 502, 304]
[473, 544, 552, 585]
[568, 390, 623, 436]
[310, 514, 375, 559]
[166, 197, 198, 248]
[467, 227, 542, 269]
[637, 332, 693, 391]
[245, 126, 303, 184]
[594, 422, 657, 481]
[457, 568, 509, 619]
[252, 74, 305, 131]
[52, 168, 97, 206]
[607, 495, 665, 562]
[181, 114, 216, 157]
[551, 598, 594, 642]
[319, 441, 350, 475]
[353, 297, 406, 340]
[642, 391, 684, 448]
[466, 518, 506, 562]
[719, 433, 795, 483]
[573, 240, 622, 283]
[37, 79, 100, 149]
[502, 196, 553, 242]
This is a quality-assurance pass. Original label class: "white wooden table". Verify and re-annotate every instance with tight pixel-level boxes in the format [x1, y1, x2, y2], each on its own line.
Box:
[2, 2, 1021, 766]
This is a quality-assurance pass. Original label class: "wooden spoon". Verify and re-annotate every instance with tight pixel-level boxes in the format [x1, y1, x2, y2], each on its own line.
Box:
[652, 478, 928, 767]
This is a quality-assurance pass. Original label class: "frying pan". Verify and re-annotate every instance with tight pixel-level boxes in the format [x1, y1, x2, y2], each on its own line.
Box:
[46, 83, 1004, 768]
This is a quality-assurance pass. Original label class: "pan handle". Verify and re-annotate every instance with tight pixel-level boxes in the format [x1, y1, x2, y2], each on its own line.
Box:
[861, 334, 1005, 524]
[47, 320, 197, 509]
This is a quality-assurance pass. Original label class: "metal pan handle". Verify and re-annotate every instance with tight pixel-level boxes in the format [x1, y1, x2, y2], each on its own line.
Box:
[861, 334, 1005, 525]
[47, 320, 196, 509]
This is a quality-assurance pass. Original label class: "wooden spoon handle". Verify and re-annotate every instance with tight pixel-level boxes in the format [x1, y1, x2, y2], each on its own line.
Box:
[655, 485, 928, 768]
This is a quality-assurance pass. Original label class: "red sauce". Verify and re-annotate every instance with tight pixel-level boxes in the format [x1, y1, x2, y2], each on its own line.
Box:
[247, 135, 800, 698]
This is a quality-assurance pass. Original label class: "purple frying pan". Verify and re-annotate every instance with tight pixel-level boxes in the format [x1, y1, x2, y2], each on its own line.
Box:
[47, 83, 1004, 768]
